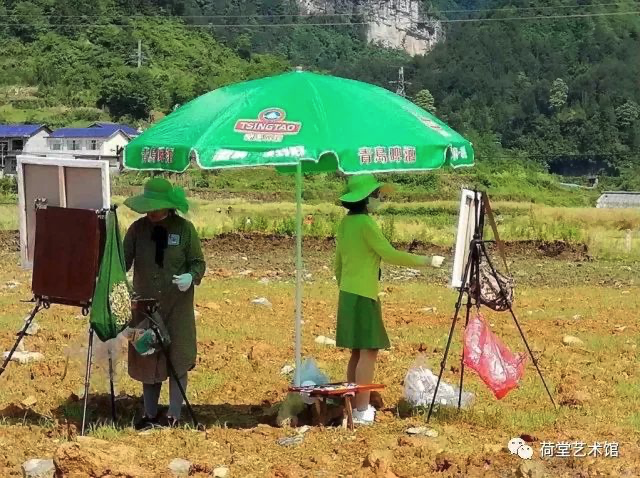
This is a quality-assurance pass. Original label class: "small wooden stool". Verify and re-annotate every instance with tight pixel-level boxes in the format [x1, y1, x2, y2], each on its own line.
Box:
[290, 383, 385, 430]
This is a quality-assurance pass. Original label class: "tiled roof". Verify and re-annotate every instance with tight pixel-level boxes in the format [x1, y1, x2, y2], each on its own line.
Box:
[51, 124, 139, 138]
[0, 124, 46, 137]
[90, 122, 140, 137]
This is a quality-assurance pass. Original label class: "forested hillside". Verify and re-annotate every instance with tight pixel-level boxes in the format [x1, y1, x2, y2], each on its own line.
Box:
[0, 0, 405, 124]
[411, 0, 640, 187]
[0, 0, 638, 189]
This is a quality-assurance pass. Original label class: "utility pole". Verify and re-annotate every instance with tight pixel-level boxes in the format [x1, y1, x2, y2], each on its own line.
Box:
[396, 66, 405, 97]
[389, 66, 410, 97]
[129, 40, 146, 68]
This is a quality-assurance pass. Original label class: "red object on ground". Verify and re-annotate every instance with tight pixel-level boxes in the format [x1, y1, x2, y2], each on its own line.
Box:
[463, 314, 526, 399]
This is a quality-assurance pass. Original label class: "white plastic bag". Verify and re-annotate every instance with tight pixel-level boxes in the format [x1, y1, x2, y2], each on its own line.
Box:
[404, 355, 473, 409]
[63, 332, 127, 394]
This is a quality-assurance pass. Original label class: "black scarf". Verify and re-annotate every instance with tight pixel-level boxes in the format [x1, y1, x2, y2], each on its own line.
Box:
[151, 225, 168, 267]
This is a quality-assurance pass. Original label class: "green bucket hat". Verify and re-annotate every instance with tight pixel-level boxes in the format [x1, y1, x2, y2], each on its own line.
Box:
[124, 177, 189, 214]
[340, 174, 383, 203]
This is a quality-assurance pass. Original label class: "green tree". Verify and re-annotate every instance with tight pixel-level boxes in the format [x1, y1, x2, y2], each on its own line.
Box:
[549, 78, 568, 111]
[8, 1, 47, 42]
[414, 89, 436, 114]
[234, 34, 253, 61]
[615, 101, 640, 128]
[98, 69, 154, 120]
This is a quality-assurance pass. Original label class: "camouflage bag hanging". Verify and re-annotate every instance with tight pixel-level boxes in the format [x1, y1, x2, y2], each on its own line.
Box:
[474, 192, 515, 312]
[473, 262, 515, 312]
[90, 209, 131, 342]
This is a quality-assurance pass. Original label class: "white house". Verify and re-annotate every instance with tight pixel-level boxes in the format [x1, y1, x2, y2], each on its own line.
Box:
[45, 123, 140, 170]
[0, 124, 51, 175]
[596, 192, 640, 209]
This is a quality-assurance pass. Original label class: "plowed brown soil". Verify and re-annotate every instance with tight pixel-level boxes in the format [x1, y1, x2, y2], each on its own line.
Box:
[0, 238, 637, 477]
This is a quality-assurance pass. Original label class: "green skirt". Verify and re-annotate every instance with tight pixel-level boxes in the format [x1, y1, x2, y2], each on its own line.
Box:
[336, 291, 390, 350]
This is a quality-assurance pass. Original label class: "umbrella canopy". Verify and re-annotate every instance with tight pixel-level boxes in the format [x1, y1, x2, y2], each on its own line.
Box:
[124, 70, 473, 173]
[124, 70, 474, 386]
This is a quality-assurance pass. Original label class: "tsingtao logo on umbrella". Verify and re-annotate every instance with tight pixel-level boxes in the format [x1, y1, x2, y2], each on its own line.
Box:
[259, 109, 285, 122]
[234, 108, 302, 143]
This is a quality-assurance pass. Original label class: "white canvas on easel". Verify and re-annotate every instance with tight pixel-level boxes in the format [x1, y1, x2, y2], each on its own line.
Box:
[451, 189, 479, 289]
[17, 155, 111, 269]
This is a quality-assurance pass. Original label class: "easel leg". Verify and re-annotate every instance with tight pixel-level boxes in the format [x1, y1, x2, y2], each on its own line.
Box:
[508, 308, 557, 409]
[427, 249, 475, 423]
[81, 328, 95, 436]
[480, 243, 557, 409]
[154, 334, 198, 428]
[108, 348, 116, 423]
[457, 247, 480, 410]
[426, 287, 465, 423]
[0, 301, 41, 379]
[147, 315, 198, 427]
[457, 299, 473, 410]
[163, 348, 198, 427]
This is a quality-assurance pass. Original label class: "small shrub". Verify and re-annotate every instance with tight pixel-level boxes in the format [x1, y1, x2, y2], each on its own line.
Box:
[381, 216, 396, 243]
[274, 217, 296, 236]
[253, 215, 269, 232]
[0, 176, 17, 197]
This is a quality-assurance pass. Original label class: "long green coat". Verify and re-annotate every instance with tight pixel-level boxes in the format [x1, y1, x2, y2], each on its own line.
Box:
[123, 214, 206, 383]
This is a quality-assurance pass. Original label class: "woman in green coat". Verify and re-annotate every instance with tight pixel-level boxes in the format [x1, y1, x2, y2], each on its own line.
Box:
[335, 174, 444, 425]
[123, 178, 206, 429]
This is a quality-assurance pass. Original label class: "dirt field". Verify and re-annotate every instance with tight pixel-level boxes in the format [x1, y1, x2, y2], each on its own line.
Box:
[0, 234, 638, 477]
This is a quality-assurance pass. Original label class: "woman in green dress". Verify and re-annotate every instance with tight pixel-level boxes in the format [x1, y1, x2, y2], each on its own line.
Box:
[335, 174, 444, 425]
[123, 178, 206, 430]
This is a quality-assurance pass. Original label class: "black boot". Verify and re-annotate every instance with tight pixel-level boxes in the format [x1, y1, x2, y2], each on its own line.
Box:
[134, 415, 160, 431]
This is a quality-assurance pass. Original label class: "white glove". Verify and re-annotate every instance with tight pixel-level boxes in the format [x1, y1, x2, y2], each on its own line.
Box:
[172, 273, 193, 292]
[430, 256, 445, 268]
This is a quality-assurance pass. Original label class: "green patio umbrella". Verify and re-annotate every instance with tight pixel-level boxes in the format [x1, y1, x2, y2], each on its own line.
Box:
[124, 69, 474, 385]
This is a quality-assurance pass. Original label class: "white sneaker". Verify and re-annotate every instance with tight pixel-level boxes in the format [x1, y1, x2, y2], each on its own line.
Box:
[352, 405, 376, 426]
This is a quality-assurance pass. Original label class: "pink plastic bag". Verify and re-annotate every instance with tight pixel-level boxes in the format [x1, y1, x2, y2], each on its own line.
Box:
[463, 314, 526, 399]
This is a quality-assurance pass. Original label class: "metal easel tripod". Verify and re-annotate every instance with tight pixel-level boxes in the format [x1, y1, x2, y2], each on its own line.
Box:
[0, 296, 118, 436]
[0, 202, 119, 435]
[132, 298, 199, 428]
[81, 326, 118, 435]
[0, 298, 45, 379]
[426, 191, 556, 423]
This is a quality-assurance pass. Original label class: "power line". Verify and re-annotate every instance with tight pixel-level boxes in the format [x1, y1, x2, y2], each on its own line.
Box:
[0, 21, 369, 27]
[0, 10, 637, 28]
[443, 10, 640, 23]
[0, 13, 359, 19]
[427, 1, 639, 15]
[0, 2, 635, 18]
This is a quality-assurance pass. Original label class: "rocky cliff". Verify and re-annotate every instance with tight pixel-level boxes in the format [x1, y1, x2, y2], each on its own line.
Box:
[298, 0, 443, 56]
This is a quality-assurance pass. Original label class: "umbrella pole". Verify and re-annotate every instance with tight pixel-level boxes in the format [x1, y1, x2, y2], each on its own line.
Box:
[294, 162, 303, 386]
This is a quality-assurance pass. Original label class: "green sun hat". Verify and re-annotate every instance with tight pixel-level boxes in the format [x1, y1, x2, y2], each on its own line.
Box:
[124, 177, 189, 214]
[340, 174, 386, 203]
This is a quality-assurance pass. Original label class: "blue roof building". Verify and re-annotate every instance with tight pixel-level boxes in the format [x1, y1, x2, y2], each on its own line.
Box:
[50, 123, 140, 139]
[0, 122, 140, 174]
[0, 124, 48, 137]
[46, 123, 139, 170]
[0, 124, 51, 175]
